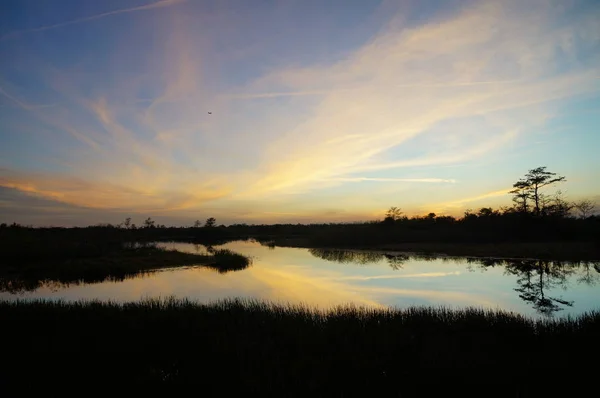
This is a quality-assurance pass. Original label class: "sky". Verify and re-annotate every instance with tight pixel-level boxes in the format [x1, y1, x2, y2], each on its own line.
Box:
[0, 0, 599, 226]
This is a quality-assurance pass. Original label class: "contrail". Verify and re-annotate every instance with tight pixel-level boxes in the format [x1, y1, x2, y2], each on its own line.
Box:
[1, 0, 186, 40]
[0, 85, 55, 110]
[227, 79, 521, 99]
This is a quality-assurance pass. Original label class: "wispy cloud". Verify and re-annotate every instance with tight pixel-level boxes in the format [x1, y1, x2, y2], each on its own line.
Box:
[1, 0, 186, 40]
[229, 79, 524, 99]
[426, 189, 512, 215]
[0, 169, 230, 212]
[322, 177, 457, 183]
[442, 189, 512, 207]
[233, 0, 599, 198]
[1, 0, 599, 222]
[350, 130, 520, 174]
[225, 90, 335, 100]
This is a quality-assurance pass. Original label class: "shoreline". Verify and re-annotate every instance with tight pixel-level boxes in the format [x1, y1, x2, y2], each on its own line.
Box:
[258, 238, 600, 261]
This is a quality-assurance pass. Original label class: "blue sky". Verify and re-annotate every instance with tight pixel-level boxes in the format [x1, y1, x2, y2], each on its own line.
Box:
[1, 0, 599, 226]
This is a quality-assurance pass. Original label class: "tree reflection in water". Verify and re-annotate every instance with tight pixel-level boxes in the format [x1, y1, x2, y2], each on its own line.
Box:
[308, 248, 409, 269]
[309, 248, 599, 317]
[504, 260, 575, 316]
[467, 258, 600, 316]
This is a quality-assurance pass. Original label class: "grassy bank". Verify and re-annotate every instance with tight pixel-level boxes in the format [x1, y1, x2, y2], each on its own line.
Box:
[0, 243, 251, 293]
[1, 298, 597, 394]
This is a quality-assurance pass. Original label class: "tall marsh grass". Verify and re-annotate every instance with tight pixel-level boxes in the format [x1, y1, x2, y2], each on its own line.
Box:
[1, 298, 597, 393]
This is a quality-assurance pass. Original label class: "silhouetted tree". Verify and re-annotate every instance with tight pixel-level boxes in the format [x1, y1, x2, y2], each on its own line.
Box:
[573, 199, 595, 219]
[194, 220, 202, 228]
[542, 190, 573, 218]
[385, 207, 403, 223]
[143, 218, 155, 229]
[463, 209, 478, 221]
[435, 215, 456, 224]
[123, 217, 132, 229]
[510, 167, 566, 216]
[510, 187, 530, 213]
[477, 207, 498, 217]
[205, 217, 216, 228]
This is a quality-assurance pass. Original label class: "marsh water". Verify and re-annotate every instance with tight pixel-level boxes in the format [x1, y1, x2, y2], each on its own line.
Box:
[2, 240, 599, 317]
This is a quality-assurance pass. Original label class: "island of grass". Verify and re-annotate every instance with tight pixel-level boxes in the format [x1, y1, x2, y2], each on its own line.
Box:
[1, 298, 597, 394]
[0, 239, 251, 292]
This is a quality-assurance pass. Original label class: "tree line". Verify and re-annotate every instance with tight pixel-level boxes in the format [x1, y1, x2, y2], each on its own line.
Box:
[1, 167, 597, 248]
[384, 166, 595, 224]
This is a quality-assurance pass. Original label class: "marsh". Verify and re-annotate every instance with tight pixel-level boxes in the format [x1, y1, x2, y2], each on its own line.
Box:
[3, 240, 598, 318]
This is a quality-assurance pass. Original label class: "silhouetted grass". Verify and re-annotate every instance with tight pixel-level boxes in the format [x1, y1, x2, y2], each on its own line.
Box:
[0, 298, 597, 394]
[207, 248, 253, 273]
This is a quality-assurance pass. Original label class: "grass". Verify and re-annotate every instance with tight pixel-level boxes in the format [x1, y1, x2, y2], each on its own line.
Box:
[208, 248, 253, 273]
[1, 298, 597, 394]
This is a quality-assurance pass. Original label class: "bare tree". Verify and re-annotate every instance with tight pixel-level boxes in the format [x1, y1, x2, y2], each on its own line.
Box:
[543, 190, 573, 218]
[193, 220, 202, 228]
[205, 217, 216, 228]
[573, 199, 595, 219]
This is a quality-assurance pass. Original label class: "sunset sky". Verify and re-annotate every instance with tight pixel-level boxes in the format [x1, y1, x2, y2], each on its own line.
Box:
[1, 0, 599, 226]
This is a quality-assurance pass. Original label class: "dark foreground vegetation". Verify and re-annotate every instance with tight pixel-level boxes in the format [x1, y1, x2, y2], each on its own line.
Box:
[1, 298, 597, 394]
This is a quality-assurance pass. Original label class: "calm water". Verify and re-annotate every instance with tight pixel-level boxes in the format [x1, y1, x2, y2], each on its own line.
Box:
[2, 240, 599, 317]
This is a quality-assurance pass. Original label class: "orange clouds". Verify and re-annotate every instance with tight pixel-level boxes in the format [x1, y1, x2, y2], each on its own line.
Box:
[0, 170, 230, 211]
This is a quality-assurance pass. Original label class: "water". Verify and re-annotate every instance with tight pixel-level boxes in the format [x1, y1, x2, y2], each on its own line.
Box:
[2, 240, 599, 317]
